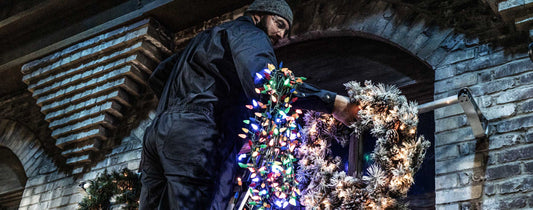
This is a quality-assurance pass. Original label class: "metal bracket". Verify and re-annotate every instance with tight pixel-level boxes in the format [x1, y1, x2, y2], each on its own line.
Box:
[458, 88, 490, 139]
[418, 88, 490, 139]
[529, 42, 533, 62]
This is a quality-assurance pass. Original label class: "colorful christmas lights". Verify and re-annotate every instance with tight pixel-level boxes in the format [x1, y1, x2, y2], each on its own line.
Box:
[237, 64, 304, 209]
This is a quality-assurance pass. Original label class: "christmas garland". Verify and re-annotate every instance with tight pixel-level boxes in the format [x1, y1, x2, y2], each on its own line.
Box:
[78, 168, 141, 210]
[298, 81, 430, 209]
[237, 64, 304, 209]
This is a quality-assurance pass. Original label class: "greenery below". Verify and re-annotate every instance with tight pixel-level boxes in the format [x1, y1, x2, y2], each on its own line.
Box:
[78, 168, 141, 210]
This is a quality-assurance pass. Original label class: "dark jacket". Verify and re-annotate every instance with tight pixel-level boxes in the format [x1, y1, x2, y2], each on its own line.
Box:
[141, 16, 336, 209]
[150, 16, 336, 115]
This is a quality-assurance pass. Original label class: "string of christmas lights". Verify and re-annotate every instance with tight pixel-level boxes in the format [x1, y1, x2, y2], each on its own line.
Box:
[237, 64, 305, 209]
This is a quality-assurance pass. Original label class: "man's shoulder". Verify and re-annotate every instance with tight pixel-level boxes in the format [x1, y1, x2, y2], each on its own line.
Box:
[218, 16, 264, 35]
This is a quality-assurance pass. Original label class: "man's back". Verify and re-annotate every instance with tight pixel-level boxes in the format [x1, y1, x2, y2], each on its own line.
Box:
[154, 16, 277, 114]
[140, 15, 278, 210]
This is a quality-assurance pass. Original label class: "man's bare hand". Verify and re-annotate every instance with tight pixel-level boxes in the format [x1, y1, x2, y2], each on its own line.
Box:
[332, 95, 360, 125]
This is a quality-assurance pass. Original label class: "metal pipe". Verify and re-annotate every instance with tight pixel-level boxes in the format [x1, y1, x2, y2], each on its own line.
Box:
[416, 88, 489, 138]
[417, 95, 459, 114]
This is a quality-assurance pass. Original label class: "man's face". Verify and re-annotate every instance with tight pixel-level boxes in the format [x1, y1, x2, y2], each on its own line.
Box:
[258, 15, 289, 45]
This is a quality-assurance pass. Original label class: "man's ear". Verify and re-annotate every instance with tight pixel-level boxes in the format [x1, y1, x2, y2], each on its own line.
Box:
[250, 14, 262, 25]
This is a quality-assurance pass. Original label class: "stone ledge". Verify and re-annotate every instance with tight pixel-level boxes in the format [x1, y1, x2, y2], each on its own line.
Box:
[515, 13, 533, 31]
[20, 19, 152, 73]
[51, 113, 115, 139]
[55, 126, 107, 149]
[45, 90, 129, 122]
[60, 140, 101, 157]
[22, 27, 148, 84]
[28, 46, 153, 95]
[498, 0, 528, 22]
[49, 101, 122, 130]
[65, 154, 91, 166]
[40, 77, 138, 114]
[35, 65, 144, 107]
[21, 18, 171, 172]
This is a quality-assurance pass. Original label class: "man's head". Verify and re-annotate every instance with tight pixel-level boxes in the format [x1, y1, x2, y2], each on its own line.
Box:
[245, 0, 293, 45]
[252, 14, 289, 45]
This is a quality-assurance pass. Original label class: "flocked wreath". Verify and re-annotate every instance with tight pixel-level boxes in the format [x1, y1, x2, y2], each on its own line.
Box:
[238, 65, 430, 209]
[298, 81, 430, 209]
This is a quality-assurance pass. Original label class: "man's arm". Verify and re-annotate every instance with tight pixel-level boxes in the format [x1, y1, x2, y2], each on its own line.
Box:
[225, 19, 359, 123]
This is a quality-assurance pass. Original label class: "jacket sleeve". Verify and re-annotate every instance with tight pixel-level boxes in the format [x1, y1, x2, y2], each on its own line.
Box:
[226, 29, 278, 100]
[226, 26, 336, 113]
[292, 83, 337, 113]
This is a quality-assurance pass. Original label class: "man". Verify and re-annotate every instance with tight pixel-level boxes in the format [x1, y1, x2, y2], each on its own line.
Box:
[140, 0, 359, 209]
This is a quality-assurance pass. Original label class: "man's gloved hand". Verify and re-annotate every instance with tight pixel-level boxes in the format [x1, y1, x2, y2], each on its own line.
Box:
[332, 95, 360, 126]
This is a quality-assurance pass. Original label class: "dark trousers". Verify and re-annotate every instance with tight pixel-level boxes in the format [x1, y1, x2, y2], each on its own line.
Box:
[139, 109, 237, 210]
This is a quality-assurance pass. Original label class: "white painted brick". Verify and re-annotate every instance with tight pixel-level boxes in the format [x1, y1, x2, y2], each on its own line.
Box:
[20, 197, 31, 207]
[26, 175, 46, 187]
[435, 115, 468, 133]
[434, 72, 478, 94]
[435, 124, 474, 146]
[435, 104, 464, 119]
[30, 194, 40, 204]
[41, 190, 53, 201]
[69, 193, 84, 205]
[496, 86, 533, 104]
[28, 204, 39, 210]
[435, 185, 482, 204]
[435, 154, 483, 174]
[436, 203, 460, 210]
[436, 173, 459, 190]
[483, 103, 516, 120]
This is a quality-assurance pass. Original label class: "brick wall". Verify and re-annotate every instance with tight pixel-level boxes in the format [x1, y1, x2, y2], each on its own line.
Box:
[0, 69, 153, 210]
[0, 103, 147, 209]
[433, 41, 533, 209]
[0, 17, 167, 209]
[16, 115, 152, 209]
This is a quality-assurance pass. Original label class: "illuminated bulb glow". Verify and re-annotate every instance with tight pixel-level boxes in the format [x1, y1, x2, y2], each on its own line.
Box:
[255, 73, 263, 79]
[238, 154, 246, 161]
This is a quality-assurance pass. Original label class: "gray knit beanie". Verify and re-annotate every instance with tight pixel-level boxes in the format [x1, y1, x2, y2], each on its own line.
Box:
[246, 0, 293, 28]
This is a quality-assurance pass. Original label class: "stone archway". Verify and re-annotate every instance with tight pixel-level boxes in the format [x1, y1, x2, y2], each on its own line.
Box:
[0, 119, 57, 209]
[0, 146, 27, 209]
[276, 31, 434, 104]
[0, 119, 52, 178]
[275, 31, 437, 208]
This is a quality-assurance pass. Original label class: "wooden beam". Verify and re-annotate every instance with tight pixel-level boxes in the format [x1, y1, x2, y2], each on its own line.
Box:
[0, 0, 173, 73]
[0, 0, 66, 29]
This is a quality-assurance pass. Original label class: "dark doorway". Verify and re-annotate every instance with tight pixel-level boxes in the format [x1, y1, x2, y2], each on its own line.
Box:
[0, 146, 27, 210]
